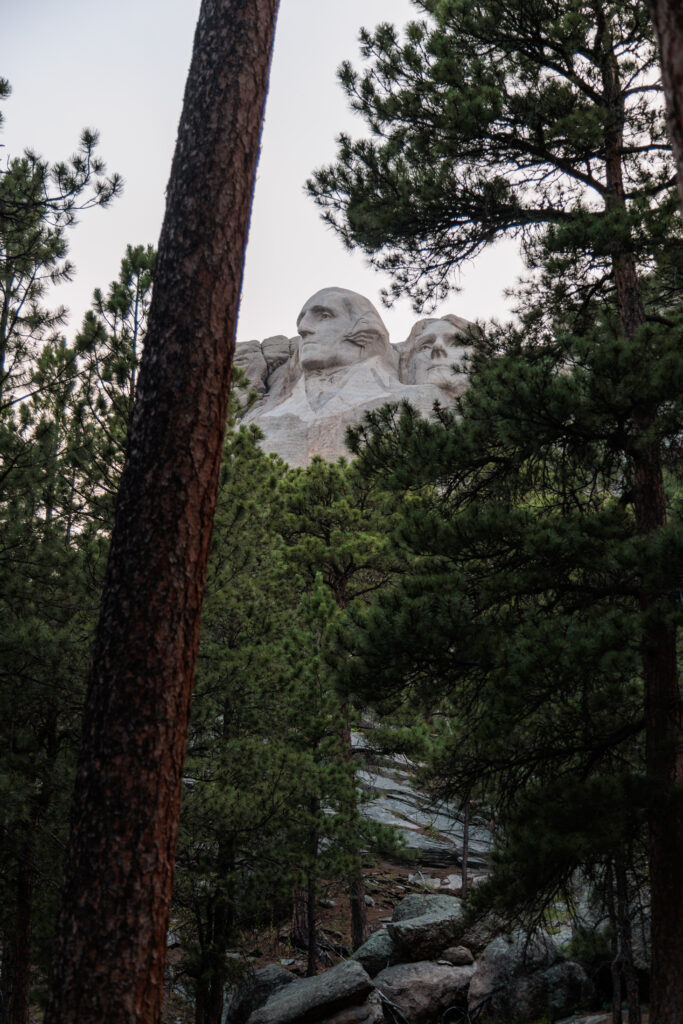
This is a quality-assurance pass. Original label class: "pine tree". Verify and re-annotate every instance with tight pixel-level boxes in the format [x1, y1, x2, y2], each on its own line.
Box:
[173, 424, 296, 1024]
[343, 281, 682, 1016]
[69, 244, 154, 529]
[280, 457, 399, 952]
[44, 3, 280, 1020]
[0, 355, 104, 1024]
[310, 4, 682, 1017]
[0, 93, 121, 1024]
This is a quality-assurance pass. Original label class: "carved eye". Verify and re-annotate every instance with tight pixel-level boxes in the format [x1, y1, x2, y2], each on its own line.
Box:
[319, 311, 332, 320]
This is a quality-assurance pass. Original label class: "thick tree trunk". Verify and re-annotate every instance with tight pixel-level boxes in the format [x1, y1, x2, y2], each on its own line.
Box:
[0, 844, 33, 1024]
[44, 3, 279, 1023]
[632, 445, 683, 1024]
[614, 857, 640, 1024]
[291, 889, 309, 951]
[649, 0, 683, 212]
[349, 877, 367, 953]
[600, 36, 683, 1019]
[305, 867, 317, 978]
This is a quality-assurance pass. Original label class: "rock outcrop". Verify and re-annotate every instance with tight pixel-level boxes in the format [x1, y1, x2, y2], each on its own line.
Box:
[354, 733, 493, 870]
[235, 287, 479, 466]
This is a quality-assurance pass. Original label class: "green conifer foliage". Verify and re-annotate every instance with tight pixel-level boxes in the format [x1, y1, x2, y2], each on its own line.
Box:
[308, 0, 675, 311]
[311, 4, 682, 1016]
[343, 287, 682, 1017]
[69, 245, 155, 529]
[0, 102, 121, 1023]
[174, 425, 295, 1024]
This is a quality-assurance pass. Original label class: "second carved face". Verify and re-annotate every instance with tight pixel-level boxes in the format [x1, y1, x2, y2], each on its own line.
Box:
[404, 318, 470, 390]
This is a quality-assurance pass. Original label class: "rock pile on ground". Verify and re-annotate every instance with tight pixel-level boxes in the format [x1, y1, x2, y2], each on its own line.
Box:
[229, 894, 593, 1024]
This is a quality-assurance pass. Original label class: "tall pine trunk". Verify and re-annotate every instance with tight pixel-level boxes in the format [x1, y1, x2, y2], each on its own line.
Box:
[614, 856, 640, 1024]
[194, 838, 236, 1024]
[599, 26, 683, 1021]
[649, 0, 683, 211]
[0, 841, 33, 1024]
[44, 3, 279, 1022]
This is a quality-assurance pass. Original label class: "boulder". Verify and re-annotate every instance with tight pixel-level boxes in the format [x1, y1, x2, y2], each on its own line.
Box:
[513, 961, 593, 1022]
[458, 911, 505, 955]
[226, 964, 297, 1024]
[468, 932, 593, 1023]
[247, 960, 373, 1024]
[351, 928, 395, 977]
[440, 945, 475, 966]
[374, 961, 475, 1024]
[388, 903, 465, 961]
[391, 892, 461, 923]
[320, 990, 384, 1024]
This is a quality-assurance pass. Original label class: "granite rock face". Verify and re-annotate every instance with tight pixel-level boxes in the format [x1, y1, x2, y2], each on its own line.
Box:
[235, 288, 479, 467]
[354, 738, 492, 870]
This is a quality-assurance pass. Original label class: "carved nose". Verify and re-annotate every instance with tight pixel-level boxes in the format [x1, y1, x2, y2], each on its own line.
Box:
[431, 342, 447, 359]
[298, 316, 314, 338]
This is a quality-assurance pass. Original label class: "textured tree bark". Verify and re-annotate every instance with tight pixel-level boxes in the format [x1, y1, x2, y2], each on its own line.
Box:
[649, 0, 683, 211]
[600, 35, 683, 1020]
[0, 841, 33, 1024]
[349, 876, 368, 953]
[44, 3, 279, 1022]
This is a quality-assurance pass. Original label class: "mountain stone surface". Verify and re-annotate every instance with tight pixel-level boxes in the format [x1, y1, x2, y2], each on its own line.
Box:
[235, 287, 479, 466]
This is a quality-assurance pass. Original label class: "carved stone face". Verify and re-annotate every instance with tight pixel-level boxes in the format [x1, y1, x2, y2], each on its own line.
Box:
[296, 287, 390, 373]
[404, 318, 469, 389]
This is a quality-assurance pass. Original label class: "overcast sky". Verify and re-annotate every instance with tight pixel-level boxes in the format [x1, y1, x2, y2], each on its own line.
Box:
[3, 0, 521, 347]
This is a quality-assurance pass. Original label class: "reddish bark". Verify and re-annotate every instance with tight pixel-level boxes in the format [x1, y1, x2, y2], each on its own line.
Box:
[649, 0, 683, 212]
[349, 877, 368, 953]
[44, 2, 279, 1022]
[597, 24, 683, 1017]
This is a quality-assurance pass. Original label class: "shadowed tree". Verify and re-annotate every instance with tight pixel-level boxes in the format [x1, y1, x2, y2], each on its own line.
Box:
[649, 0, 683, 209]
[44, 2, 280, 1022]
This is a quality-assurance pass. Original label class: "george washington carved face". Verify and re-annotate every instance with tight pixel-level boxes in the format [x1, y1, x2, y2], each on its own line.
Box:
[296, 287, 391, 373]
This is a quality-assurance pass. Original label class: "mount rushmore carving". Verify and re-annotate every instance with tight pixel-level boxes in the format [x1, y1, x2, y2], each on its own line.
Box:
[235, 287, 480, 466]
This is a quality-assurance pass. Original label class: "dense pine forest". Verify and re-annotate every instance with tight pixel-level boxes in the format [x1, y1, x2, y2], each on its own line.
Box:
[1, 0, 682, 1022]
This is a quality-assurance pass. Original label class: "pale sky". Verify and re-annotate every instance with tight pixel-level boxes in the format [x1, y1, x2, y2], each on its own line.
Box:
[3, 0, 521, 347]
